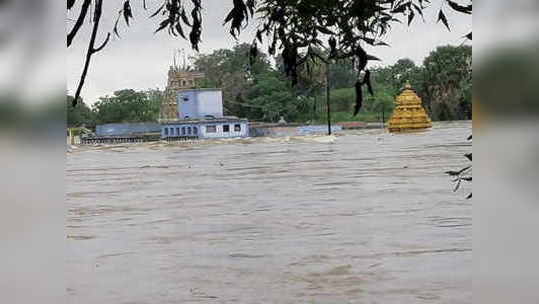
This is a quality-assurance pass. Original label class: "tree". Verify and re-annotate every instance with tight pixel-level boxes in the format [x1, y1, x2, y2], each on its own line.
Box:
[241, 72, 310, 122]
[191, 43, 272, 116]
[67, 0, 472, 113]
[422, 45, 472, 120]
[92, 89, 161, 124]
[371, 59, 423, 96]
[330, 59, 359, 89]
[67, 95, 95, 128]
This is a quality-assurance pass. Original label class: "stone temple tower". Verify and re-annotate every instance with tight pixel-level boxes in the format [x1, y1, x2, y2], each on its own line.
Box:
[159, 54, 205, 122]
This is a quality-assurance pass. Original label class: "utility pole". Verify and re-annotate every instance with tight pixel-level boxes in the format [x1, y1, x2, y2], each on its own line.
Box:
[326, 61, 332, 135]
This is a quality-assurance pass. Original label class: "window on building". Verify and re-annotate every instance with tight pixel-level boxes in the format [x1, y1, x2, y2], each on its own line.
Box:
[223, 124, 230, 132]
[187, 127, 192, 135]
[176, 127, 180, 135]
[206, 125, 216, 133]
[164, 128, 169, 136]
[170, 128, 174, 136]
[193, 127, 198, 135]
[181, 127, 186, 135]
[234, 124, 241, 132]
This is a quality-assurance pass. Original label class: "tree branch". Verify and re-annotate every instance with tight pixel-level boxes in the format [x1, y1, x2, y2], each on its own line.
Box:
[67, 0, 92, 47]
[73, 0, 103, 106]
[93, 32, 111, 53]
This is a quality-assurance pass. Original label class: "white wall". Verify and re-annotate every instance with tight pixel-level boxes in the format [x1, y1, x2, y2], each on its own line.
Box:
[200, 122, 249, 139]
[177, 89, 223, 119]
[197, 90, 223, 118]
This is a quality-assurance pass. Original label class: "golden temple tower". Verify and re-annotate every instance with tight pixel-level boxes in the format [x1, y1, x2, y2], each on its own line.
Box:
[388, 83, 432, 132]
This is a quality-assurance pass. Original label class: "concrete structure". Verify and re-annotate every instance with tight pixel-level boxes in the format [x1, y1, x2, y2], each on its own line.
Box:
[161, 88, 249, 140]
[388, 83, 432, 132]
[161, 117, 249, 139]
[96, 122, 161, 137]
[178, 89, 223, 119]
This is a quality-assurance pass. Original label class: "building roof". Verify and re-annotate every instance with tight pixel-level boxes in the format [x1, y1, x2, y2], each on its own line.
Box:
[178, 88, 222, 93]
[161, 116, 248, 125]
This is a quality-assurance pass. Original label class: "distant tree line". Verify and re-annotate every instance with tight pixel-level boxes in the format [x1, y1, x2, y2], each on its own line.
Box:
[67, 44, 471, 127]
[67, 89, 162, 128]
[191, 43, 471, 122]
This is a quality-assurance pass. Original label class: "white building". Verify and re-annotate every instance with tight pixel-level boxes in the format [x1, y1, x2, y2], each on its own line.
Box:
[161, 88, 249, 139]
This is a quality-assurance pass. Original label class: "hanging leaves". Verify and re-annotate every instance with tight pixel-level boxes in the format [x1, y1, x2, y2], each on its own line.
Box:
[150, 4, 164, 18]
[249, 42, 258, 66]
[356, 46, 368, 71]
[446, 0, 472, 14]
[328, 37, 337, 58]
[256, 30, 263, 43]
[180, 9, 191, 26]
[408, 9, 415, 26]
[155, 19, 169, 33]
[354, 79, 363, 116]
[68, 0, 472, 113]
[446, 134, 472, 199]
[391, 3, 408, 14]
[362, 70, 374, 95]
[123, 1, 133, 26]
[438, 9, 450, 31]
[225, 0, 252, 39]
[189, 1, 202, 52]
[175, 22, 186, 39]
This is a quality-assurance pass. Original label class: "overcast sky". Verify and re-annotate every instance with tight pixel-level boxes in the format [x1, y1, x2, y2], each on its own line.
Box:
[67, 1, 472, 105]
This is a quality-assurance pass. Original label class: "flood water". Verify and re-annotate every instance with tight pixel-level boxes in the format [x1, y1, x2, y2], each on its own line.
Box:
[67, 121, 472, 304]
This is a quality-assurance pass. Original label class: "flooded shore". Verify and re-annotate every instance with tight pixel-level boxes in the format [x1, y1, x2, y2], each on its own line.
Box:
[67, 121, 472, 303]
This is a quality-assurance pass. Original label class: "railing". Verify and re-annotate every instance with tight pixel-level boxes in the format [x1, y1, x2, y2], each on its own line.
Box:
[164, 135, 198, 142]
[80, 134, 161, 145]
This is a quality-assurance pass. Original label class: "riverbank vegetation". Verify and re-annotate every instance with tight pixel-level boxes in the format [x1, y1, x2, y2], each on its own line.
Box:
[67, 44, 471, 128]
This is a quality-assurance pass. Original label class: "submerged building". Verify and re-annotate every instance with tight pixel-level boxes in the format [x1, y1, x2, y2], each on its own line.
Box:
[388, 83, 432, 132]
[160, 88, 249, 140]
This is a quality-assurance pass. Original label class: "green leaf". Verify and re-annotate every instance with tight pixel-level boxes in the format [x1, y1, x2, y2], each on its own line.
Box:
[446, 0, 472, 14]
[408, 9, 415, 26]
[149, 4, 164, 18]
[155, 19, 169, 33]
[437, 9, 450, 31]
[123, 1, 133, 26]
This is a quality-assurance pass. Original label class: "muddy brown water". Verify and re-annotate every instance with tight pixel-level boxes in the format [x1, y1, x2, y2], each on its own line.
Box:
[67, 121, 472, 303]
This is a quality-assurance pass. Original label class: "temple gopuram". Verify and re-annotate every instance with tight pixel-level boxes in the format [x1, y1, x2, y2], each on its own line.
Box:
[160, 64, 205, 122]
[388, 83, 432, 132]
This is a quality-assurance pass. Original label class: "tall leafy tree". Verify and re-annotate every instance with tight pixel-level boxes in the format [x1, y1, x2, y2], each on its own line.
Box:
[191, 43, 272, 116]
[93, 89, 162, 124]
[67, 95, 95, 127]
[422, 45, 472, 120]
